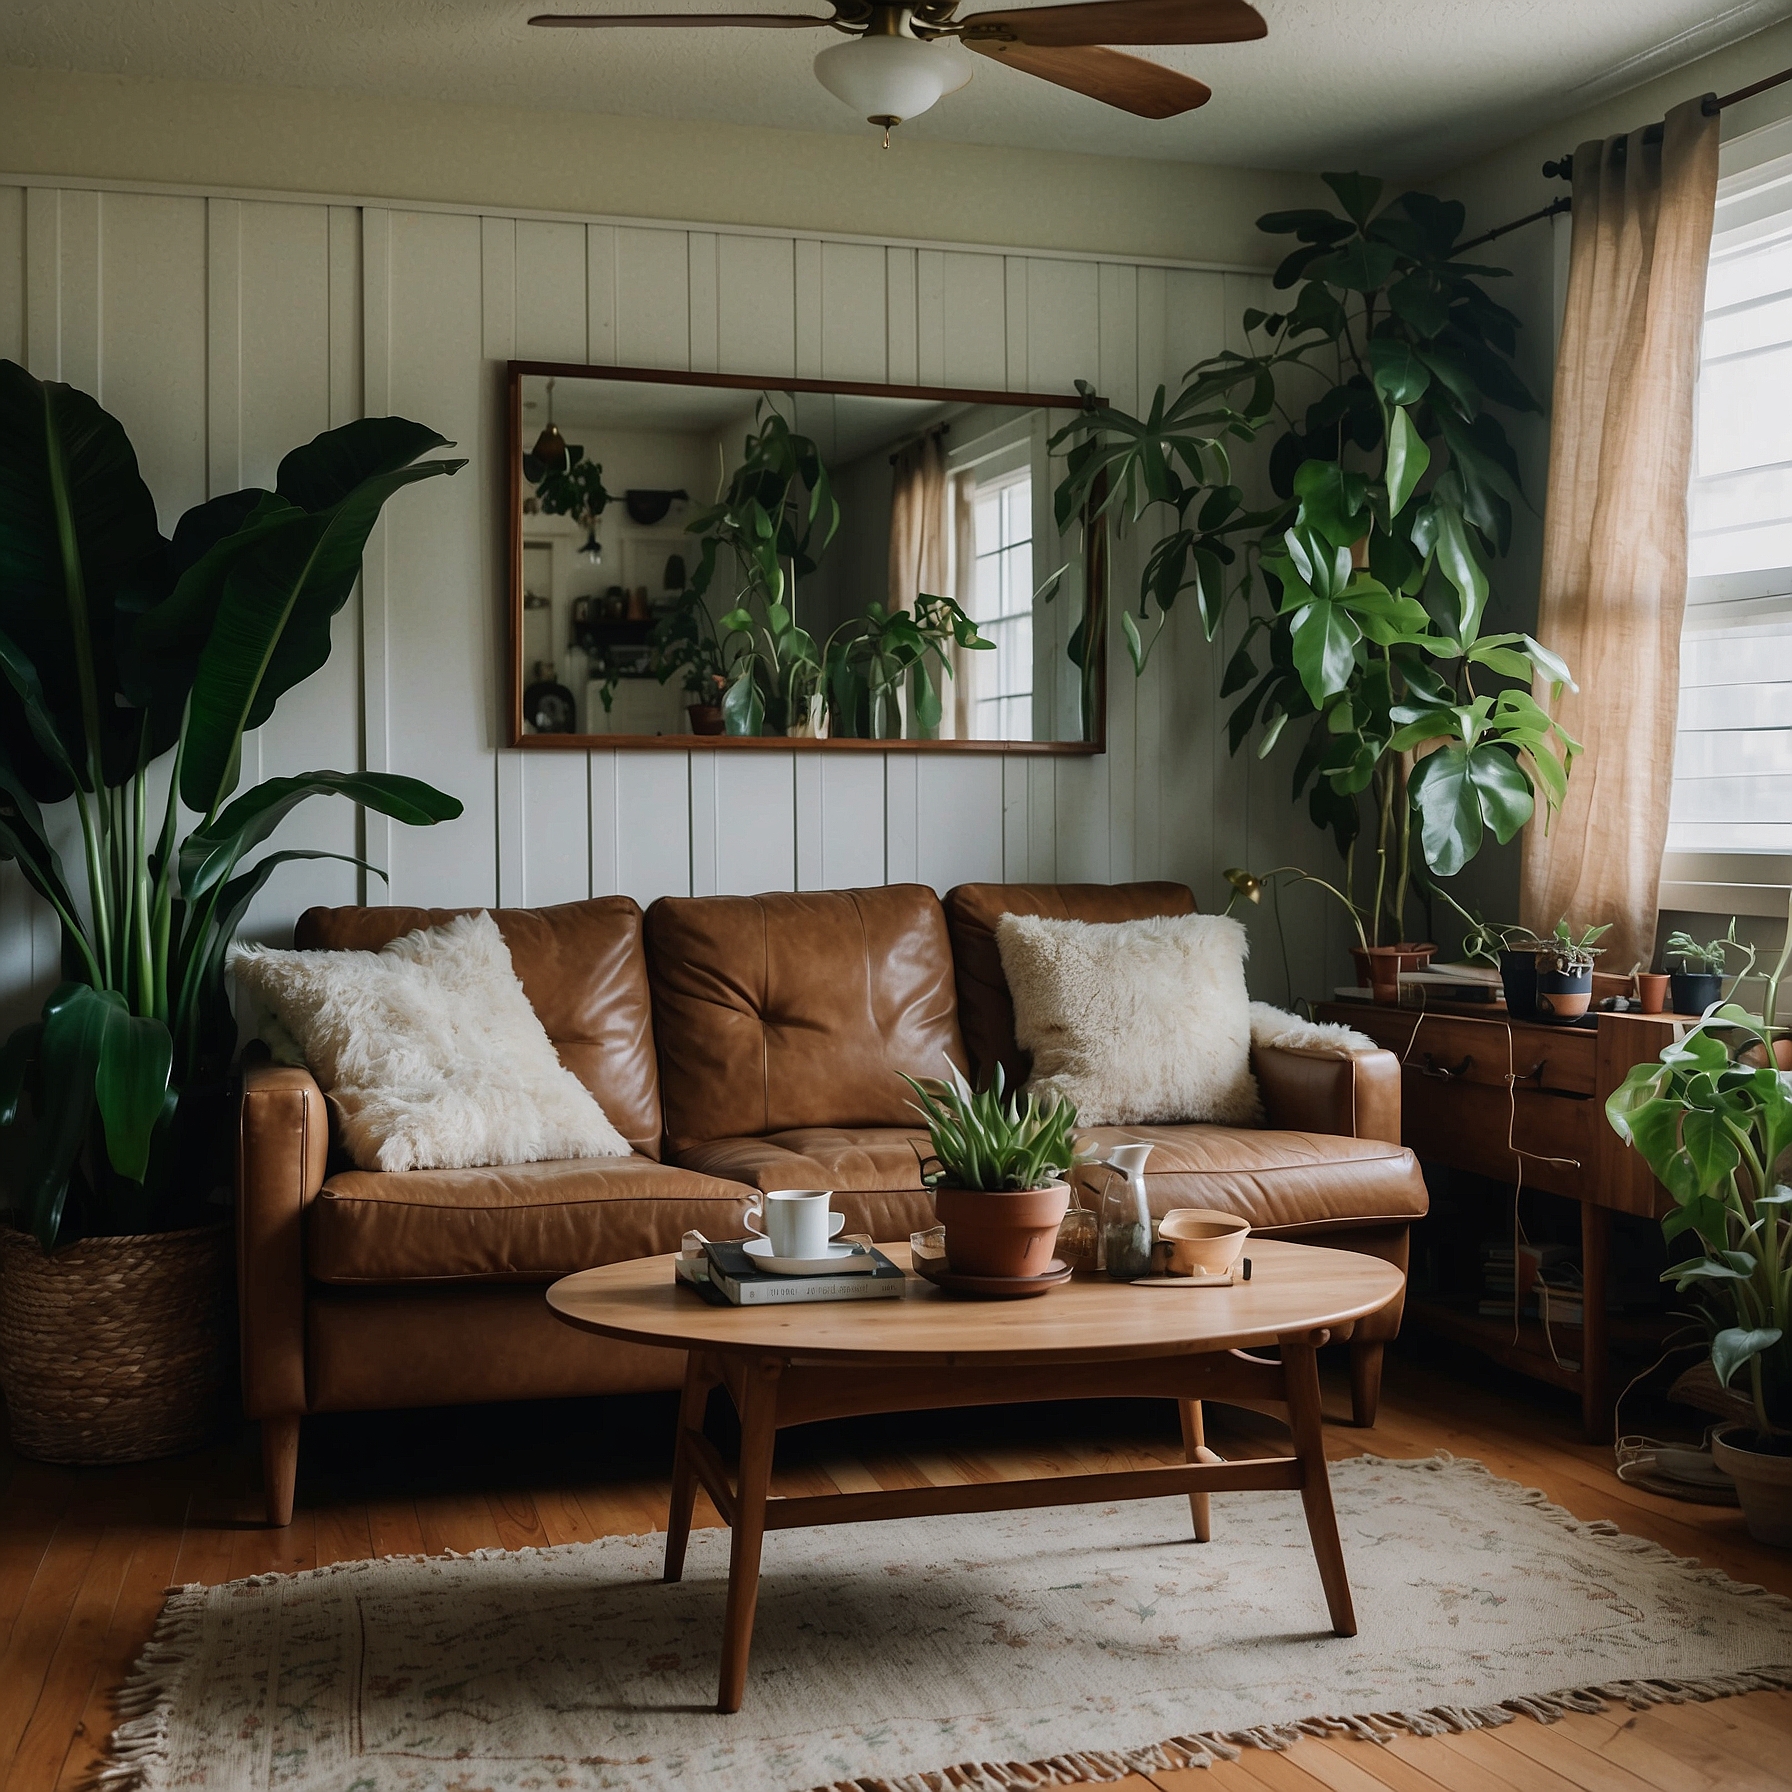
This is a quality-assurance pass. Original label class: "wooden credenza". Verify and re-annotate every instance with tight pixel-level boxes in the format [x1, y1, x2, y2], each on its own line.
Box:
[1315, 1000, 1677, 1440]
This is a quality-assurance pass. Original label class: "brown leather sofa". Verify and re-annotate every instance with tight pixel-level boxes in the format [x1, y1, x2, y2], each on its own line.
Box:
[238, 880, 1426, 1524]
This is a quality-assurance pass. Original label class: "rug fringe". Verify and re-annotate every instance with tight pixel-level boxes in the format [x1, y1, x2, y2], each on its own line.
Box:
[802, 1668, 1792, 1790]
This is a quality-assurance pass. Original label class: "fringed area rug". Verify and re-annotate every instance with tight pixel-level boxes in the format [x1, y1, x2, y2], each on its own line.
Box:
[107, 1454, 1792, 1792]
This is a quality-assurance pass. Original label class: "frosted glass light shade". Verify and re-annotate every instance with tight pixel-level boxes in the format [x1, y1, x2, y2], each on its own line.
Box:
[813, 34, 962, 125]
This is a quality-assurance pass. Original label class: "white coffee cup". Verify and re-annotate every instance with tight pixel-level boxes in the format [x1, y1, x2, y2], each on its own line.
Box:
[744, 1188, 844, 1259]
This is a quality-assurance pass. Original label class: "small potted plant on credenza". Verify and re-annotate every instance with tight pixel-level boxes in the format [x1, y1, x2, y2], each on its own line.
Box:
[1608, 893, 1792, 1544]
[1666, 920, 1755, 1019]
[1534, 920, 1610, 1022]
[901, 1062, 1079, 1285]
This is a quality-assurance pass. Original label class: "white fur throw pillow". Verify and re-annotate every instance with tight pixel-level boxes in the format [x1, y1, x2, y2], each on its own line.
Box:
[230, 911, 630, 1172]
[1249, 1003, 1377, 1057]
[995, 912, 1261, 1127]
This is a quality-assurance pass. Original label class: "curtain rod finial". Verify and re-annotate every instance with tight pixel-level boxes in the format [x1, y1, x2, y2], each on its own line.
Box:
[1543, 154, 1573, 181]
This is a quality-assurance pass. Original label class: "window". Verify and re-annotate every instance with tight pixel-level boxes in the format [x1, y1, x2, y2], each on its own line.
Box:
[968, 469, 1034, 741]
[1663, 120, 1792, 914]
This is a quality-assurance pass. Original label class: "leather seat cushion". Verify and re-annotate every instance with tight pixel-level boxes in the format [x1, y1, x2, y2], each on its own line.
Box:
[294, 897, 665, 1158]
[308, 1156, 755, 1285]
[675, 1128, 938, 1241]
[1072, 1124, 1427, 1234]
[646, 885, 966, 1153]
[944, 881, 1196, 1088]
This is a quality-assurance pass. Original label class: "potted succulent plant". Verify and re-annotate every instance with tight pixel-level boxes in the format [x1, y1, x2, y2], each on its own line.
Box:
[1607, 896, 1792, 1543]
[1534, 920, 1610, 1022]
[0, 362, 465, 1464]
[1667, 920, 1755, 1019]
[901, 1061, 1079, 1280]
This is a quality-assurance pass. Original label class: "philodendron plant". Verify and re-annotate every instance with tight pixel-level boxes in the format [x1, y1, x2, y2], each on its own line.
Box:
[1606, 895, 1792, 1440]
[1051, 172, 1579, 943]
[0, 361, 466, 1249]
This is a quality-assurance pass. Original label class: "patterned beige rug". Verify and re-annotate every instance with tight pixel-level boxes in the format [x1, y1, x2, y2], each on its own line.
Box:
[107, 1455, 1792, 1792]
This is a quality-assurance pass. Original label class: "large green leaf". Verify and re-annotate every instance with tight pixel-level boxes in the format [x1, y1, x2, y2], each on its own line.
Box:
[1369, 340, 1428, 406]
[176, 454, 463, 814]
[277, 418, 453, 512]
[18, 983, 113, 1249]
[1409, 742, 1481, 876]
[179, 770, 462, 900]
[1714, 1326, 1783, 1389]
[1467, 744, 1533, 844]
[0, 362, 169, 799]
[1384, 405, 1430, 517]
[94, 1002, 172, 1184]
[1289, 600, 1360, 706]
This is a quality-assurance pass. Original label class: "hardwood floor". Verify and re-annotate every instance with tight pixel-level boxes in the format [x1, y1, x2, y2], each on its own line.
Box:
[2, 1340, 1789, 1791]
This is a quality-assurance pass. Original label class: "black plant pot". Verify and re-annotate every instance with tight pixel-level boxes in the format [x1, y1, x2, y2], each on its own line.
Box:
[1499, 949, 1539, 1021]
[1535, 967, 1593, 1022]
[1670, 970, 1723, 1016]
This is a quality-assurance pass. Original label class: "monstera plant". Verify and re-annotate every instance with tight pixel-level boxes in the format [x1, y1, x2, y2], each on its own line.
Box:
[0, 361, 466, 1254]
[1053, 173, 1578, 944]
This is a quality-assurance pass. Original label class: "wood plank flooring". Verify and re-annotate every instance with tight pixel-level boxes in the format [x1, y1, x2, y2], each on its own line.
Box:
[2, 1340, 1789, 1791]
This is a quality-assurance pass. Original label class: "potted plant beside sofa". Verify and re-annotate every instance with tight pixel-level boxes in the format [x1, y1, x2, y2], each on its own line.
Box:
[902, 1061, 1079, 1280]
[1607, 895, 1792, 1543]
[0, 361, 465, 1464]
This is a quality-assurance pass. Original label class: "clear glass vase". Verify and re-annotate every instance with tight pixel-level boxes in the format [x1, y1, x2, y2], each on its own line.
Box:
[1095, 1142, 1154, 1281]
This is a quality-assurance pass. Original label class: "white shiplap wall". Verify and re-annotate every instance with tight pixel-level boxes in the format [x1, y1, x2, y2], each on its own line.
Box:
[0, 178, 1346, 1025]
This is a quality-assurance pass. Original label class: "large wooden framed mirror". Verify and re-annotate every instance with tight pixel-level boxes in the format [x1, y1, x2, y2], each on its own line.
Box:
[507, 361, 1105, 752]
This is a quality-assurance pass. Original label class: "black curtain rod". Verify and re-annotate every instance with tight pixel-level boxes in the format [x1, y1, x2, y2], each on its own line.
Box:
[1454, 62, 1792, 256]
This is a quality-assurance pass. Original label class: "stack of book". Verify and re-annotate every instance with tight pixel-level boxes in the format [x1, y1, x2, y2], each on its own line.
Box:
[675, 1235, 906, 1305]
[1477, 1240, 1584, 1324]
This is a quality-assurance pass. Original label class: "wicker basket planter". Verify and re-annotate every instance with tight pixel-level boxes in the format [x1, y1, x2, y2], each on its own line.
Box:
[0, 1221, 231, 1464]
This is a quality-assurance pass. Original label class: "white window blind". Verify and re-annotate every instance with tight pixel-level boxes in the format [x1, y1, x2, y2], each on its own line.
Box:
[1663, 120, 1792, 914]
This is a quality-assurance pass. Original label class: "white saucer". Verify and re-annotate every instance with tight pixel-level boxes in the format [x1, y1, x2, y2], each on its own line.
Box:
[742, 1237, 874, 1276]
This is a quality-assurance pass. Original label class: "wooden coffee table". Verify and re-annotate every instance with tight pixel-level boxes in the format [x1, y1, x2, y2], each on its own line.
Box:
[547, 1238, 1403, 1712]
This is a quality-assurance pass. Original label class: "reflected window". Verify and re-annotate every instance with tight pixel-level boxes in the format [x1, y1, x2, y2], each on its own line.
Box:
[968, 471, 1034, 741]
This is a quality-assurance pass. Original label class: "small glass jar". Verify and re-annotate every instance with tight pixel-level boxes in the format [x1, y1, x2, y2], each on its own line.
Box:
[1055, 1203, 1099, 1276]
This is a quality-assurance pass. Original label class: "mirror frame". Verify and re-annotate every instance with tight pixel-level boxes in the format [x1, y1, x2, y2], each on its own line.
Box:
[506, 359, 1106, 754]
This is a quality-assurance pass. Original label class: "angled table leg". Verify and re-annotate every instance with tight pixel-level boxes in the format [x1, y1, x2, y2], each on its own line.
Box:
[717, 1356, 782, 1714]
[665, 1350, 720, 1584]
[1177, 1399, 1217, 1542]
[1281, 1330, 1356, 1637]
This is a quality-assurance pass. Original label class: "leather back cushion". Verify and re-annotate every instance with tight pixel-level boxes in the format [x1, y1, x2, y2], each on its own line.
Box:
[292, 898, 664, 1158]
[645, 885, 966, 1152]
[943, 881, 1197, 1089]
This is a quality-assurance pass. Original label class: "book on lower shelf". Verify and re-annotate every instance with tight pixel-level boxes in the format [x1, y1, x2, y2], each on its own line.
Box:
[675, 1238, 907, 1306]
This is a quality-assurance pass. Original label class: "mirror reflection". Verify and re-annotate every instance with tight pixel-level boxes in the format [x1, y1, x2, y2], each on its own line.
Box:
[511, 368, 1102, 748]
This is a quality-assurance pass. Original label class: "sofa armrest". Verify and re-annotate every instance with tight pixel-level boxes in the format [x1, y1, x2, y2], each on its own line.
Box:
[1252, 1043, 1402, 1147]
[236, 1058, 329, 1419]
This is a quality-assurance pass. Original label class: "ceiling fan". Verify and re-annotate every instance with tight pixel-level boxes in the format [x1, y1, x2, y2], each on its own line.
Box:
[529, 0, 1267, 143]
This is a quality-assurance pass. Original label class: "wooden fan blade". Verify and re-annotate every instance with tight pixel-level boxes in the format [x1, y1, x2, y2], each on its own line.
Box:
[529, 11, 834, 26]
[965, 39, 1209, 116]
[961, 0, 1264, 47]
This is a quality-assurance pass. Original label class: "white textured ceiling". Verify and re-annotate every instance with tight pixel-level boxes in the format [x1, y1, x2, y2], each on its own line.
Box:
[3, 0, 1787, 172]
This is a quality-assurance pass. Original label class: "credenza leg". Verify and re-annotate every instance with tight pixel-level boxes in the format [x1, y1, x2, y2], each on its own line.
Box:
[716, 1358, 781, 1714]
[664, 1351, 716, 1584]
[1282, 1332, 1356, 1637]
[1178, 1399, 1214, 1542]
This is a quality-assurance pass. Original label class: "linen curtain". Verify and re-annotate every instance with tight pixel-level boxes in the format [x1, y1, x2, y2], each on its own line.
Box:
[948, 468, 980, 739]
[1519, 95, 1720, 972]
[889, 430, 951, 736]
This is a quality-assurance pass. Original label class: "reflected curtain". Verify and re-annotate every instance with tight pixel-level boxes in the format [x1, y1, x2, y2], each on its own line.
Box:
[1520, 95, 1720, 972]
[947, 469, 980, 739]
[889, 430, 949, 735]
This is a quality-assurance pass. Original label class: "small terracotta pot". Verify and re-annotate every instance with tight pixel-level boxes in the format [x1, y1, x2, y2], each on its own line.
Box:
[1357, 945, 1407, 1006]
[1349, 942, 1434, 985]
[1635, 972, 1670, 1015]
[1713, 1424, 1792, 1547]
[933, 1182, 1070, 1279]
[686, 704, 725, 736]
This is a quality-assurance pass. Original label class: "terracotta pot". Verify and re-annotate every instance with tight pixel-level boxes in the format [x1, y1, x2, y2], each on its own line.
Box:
[1712, 1424, 1792, 1546]
[1635, 972, 1670, 1015]
[933, 1182, 1070, 1279]
[1535, 967, 1591, 1021]
[686, 704, 725, 736]
[1349, 942, 1435, 985]
[1356, 945, 1407, 1006]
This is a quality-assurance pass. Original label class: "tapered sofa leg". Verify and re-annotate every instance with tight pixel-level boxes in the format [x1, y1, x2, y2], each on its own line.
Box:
[262, 1415, 301, 1527]
[1348, 1341, 1384, 1429]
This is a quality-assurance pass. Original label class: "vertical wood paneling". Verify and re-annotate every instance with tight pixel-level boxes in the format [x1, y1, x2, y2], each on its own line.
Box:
[917, 755, 1003, 892]
[589, 751, 619, 895]
[381, 208, 494, 908]
[1003, 257, 1027, 393]
[820, 242, 886, 383]
[714, 755, 797, 894]
[1097, 261, 1138, 884]
[885, 754, 918, 883]
[717, 234, 795, 375]
[587, 223, 617, 363]
[915, 248, 945, 385]
[819, 758, 886, 890]
[1131, 264, 1168, 882]
[0, 187, 22, 363]
[616, 753, 691, 905]
[360, 207, 395, 889]
[886, 247, 917, 386]
[23, 187, 59, 376]
[795, 754, 825, 890]
[688, 231, 719, 373]
[1024, 257, 1098, 396]
[794, 238, 823, 379]
[615, 226, 690, 369]
[941, 253, 1005, 390]
[56, 188, 101, 393]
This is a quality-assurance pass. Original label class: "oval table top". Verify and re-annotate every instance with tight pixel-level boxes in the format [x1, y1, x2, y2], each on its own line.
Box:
[546, 1238, 1404, 1366]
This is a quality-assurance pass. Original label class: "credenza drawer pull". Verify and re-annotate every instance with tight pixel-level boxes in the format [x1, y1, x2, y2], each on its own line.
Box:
[1418, 1053, 1473, 1080]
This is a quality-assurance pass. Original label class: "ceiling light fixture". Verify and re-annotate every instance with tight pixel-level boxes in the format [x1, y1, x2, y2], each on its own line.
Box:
[813, 11, 970, 146]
